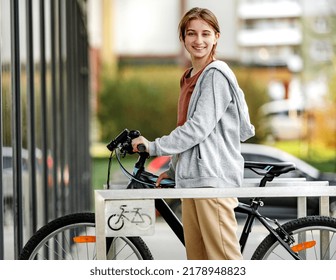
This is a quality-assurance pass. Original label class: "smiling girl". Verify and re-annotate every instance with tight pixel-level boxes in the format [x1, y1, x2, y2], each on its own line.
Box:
[132, 7, 255, 260]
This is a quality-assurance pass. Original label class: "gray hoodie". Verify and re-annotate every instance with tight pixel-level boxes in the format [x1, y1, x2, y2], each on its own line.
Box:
[148, 60, 255, 188]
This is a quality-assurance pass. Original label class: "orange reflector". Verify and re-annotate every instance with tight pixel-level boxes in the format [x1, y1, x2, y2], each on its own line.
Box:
[73, 236, 96, 243]
[291, 241, 316, 252]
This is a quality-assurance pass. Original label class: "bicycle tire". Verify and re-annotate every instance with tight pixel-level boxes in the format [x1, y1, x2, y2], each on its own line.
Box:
[19, 212, 153, 260]
[252, 216, 336, 260]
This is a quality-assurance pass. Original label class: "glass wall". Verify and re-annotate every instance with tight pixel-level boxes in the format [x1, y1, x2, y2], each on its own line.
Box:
[0, 0, 91, 259]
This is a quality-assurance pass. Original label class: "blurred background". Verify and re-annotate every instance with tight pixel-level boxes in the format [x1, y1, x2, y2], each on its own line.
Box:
[88, 0, 336, 187]
[1, 0, 336, 259]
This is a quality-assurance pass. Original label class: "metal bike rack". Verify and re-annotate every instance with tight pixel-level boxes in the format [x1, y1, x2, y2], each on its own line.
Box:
[95, 178, 336, 260]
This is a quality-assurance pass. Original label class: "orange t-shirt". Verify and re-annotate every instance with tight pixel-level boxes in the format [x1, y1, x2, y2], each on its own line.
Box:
[177, 68, 204, 126]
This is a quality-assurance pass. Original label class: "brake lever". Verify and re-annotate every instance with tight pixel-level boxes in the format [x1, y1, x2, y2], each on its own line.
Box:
[107, 129, 130, 151]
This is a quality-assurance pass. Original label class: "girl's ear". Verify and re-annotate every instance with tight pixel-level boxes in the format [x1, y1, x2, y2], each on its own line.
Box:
[214, 32, 220, 44]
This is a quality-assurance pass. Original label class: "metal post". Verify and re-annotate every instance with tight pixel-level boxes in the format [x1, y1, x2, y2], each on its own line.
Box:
[39, 0, 49, 226]
[65, 0, 72, 213]
[320, 196, 330, 259]
[50, 0, 58, 220]
[66, 0, 79, 213]
[58, 0, 66, 217]
[10, 0, 24, 259]
[297, 197, 307, 218]
[0, 0, 4, 260]
[26, 0, 38, 236]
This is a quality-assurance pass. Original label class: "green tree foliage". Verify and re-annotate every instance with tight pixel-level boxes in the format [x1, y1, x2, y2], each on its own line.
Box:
[97, 66, 181, 142]
[97, 66, 268, 143]
[235, 68, 269, 142]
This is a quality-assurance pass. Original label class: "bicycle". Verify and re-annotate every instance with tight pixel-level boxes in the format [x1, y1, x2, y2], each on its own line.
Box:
[19, 129, 336, 260]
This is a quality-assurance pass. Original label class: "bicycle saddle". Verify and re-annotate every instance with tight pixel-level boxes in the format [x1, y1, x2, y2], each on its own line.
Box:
[244, 161, 296, 177]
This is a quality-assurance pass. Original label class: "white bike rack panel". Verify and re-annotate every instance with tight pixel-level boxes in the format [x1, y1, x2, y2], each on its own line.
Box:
[95, 178, 336, 259]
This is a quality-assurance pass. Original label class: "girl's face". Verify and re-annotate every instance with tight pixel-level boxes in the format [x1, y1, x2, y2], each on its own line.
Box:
[184, 19, 219, 62]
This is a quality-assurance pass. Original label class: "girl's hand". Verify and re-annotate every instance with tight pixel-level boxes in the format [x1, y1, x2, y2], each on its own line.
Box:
[131, 136, 149, 153]
[155, 171, 170, 187]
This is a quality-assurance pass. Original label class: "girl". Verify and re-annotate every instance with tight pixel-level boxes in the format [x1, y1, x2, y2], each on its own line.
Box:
[132, 7, 254, 260]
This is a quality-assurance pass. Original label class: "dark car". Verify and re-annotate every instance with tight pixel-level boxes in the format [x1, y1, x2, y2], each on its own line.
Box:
[147, 143, 336, 219]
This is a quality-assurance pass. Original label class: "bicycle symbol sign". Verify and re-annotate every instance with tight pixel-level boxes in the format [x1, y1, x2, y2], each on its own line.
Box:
[105, 199, 155, 237]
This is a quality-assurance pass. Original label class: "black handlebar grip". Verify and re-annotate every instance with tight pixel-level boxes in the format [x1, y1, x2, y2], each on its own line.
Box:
[137, 144, 147, 153]
[129, 130, 141, 139]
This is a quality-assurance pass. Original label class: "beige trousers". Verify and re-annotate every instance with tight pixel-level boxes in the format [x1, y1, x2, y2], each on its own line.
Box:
[181, 197, 242, 260]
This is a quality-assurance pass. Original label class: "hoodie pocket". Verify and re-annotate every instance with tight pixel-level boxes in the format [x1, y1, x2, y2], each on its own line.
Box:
[177, 145, 216, 180]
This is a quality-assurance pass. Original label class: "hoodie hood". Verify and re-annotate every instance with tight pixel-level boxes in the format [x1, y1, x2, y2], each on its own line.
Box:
[204, 60, 255, 142]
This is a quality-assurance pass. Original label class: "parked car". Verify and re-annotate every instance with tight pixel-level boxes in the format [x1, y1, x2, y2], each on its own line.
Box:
[2, 147, 40, 201]
[2, 147, 45, 225]
[147, 143, 336, 219]
[258, 99, 305, 141]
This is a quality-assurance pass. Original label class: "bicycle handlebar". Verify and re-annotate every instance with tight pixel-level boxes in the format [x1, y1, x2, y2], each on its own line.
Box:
[106, 129, 146, 154]
[106, 129, 175, 189]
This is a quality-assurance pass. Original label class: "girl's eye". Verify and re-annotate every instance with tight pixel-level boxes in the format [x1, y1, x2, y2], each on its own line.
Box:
[185, 31, 213, 37]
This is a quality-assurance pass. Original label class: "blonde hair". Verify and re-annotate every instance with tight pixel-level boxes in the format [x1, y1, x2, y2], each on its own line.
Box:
[178, 7, 220, 57]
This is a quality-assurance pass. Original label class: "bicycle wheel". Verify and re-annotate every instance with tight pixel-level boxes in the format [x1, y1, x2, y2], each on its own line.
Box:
[252, 216, 336, 260]
[19, 212, 153, 260]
